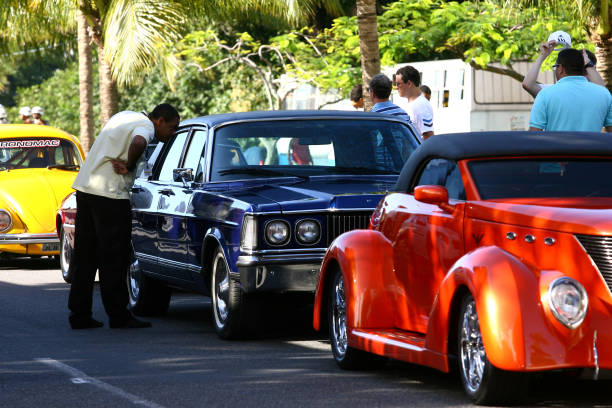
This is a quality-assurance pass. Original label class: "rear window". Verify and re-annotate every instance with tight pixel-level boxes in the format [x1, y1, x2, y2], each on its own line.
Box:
[469, 159, 612, 199]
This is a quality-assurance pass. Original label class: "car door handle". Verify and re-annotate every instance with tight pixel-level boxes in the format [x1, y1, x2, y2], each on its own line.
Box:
[160, 188, 175, 196]
[131, 186, 143, 193]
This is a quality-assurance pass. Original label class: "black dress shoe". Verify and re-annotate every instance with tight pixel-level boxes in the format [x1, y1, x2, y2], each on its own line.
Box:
[70, 317, 104, 329]
[109, 316, 151, 329]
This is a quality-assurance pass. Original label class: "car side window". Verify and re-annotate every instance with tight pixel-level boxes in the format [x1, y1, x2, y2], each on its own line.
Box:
[182, 129, 207, 183]
[157, 131, 189, 182]
[416, 158, 465, 200]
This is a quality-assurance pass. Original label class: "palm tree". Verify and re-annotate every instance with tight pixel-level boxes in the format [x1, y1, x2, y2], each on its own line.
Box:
[356, 0, 380, 111]
[77, 9, 94, 152]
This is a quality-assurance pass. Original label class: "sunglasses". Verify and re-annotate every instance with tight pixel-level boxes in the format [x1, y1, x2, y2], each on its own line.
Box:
[552, 64, 561, 69]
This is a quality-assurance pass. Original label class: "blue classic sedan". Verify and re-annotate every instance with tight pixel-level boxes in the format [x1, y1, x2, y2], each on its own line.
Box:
[127, 110, 419, 338]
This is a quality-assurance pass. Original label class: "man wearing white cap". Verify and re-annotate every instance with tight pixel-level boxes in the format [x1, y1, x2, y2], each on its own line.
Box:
[32, 106, 49, 125]
[522, 31, 605, 98]
[0, 104, 8, 124]
[19, 106, 33, 124]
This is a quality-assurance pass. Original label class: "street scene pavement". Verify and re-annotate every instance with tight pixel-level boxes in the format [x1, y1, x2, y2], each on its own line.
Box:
[1, 257, 611, 408]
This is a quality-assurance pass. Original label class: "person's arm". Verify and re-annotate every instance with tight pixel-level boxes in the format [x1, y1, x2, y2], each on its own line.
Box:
[529, 127, 544, 131]
[522, 41, 555, 98]
[422, 131, 434, 140]
[111, 135, 147, 175]
[582, 49, 606, 86]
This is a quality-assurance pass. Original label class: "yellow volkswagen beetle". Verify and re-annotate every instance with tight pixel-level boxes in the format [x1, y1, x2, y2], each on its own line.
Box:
[0, 124, 84, 260]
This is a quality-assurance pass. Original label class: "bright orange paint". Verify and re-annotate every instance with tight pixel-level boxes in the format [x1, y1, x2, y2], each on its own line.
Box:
[313, 157, 612, 373]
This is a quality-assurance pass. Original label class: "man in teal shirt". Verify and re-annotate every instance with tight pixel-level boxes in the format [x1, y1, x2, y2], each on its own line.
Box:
[529, 48, 612, 132]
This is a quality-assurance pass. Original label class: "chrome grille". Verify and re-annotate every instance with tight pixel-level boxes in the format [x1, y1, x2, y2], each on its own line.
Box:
[575, 234, 612, 292]
[327, 211, 373, 245]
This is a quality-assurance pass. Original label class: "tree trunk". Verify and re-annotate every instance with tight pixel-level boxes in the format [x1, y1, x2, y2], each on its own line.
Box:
[356, 0, 381, 111]
[98, 44, 119, 127]
[77, 10, 94, 154]
[591, 31, 612, 92]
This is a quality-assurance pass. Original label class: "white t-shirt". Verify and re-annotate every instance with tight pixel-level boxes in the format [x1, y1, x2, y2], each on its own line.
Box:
[73, 111, 155, 200]
[406, 94, 434, 137]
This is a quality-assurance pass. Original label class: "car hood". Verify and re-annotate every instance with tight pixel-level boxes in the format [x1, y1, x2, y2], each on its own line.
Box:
[225, 176, 396, 212]
[468, 198, 612, 235]
[0, 169, 77, 231]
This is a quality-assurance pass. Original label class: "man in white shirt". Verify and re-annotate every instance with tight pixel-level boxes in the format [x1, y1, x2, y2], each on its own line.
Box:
[394, 65, 434, 140]
[68, 103, 179, 330]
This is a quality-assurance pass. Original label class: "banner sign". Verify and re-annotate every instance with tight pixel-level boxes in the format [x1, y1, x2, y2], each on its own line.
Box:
[0, 139, 60, 148]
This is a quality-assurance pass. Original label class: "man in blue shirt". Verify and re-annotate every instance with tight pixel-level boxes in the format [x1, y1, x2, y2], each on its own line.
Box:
[369, 74, 411, 122]
[529, 48, 612, 132]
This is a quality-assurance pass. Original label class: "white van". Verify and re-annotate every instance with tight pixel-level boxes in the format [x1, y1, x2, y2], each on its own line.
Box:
[384, 59, 554, 133]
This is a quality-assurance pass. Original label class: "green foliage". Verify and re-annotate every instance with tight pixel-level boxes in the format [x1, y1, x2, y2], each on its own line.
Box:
[265, 0, 588, 97]
[8, 59, 100, 136]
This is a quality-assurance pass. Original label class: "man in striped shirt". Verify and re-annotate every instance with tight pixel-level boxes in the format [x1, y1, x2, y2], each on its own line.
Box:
[369, 74, 412, 123]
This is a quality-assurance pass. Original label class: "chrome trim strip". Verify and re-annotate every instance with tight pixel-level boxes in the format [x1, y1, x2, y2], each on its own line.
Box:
[135, 252, 201, 273]
[243, 208, 376, 216]
[594, 330, 599, 380]
[208, 116, 407, 130]
[242, 247, 327, 255]
[0, 233, 58, 244]
[351, 329, 424, 352]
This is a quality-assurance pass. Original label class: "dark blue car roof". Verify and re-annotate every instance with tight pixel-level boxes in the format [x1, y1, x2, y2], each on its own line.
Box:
[179, 110, 411, 129]
[395, 131, 612, 192]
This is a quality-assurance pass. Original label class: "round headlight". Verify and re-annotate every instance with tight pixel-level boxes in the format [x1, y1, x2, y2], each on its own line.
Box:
[548, 277, 588, 329]
[0, 210, 12, 232]
[265, 220, 290, 245]
[296, 219, 321, 244]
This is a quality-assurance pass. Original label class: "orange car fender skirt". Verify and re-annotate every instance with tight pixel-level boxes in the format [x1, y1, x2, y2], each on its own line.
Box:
[313, 229, 397, 331]
[427, 246, 555, 371]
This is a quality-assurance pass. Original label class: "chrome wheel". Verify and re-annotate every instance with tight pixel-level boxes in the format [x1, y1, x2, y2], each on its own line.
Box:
[128, 258, 141, 302]
[331, 272, 348, 357]
[212, 251, 230, 326]
[459, 298, 485, 394]
[59, 228, 72, 283]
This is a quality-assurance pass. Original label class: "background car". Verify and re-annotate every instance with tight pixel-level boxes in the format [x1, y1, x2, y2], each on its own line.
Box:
[123, 110, 418, 339]
[313, 131, 612, 405]
[0, 124, 83, 264]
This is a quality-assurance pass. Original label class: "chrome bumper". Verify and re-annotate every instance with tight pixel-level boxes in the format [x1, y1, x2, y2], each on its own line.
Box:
[0, 232, 59, 245]
[236, 248, 326, 293]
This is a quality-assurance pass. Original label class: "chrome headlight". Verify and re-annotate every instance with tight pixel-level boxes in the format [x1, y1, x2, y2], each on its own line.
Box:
[0, 210, 11, 232]
[240, 215, 257, 251]
[296, 219, 320, 244]
[548, 277, 588, 329]
[265, 220, 290, 245]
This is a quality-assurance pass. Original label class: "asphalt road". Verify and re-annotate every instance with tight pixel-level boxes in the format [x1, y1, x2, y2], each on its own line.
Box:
[1, 257, 611, 408]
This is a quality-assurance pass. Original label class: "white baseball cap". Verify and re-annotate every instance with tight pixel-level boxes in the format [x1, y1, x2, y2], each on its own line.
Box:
[32, 106, 44, 115]
[548, 31, 571, 50]
[19, 106, 31, 116]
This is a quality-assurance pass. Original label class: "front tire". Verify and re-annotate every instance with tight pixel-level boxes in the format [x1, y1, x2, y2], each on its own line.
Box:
[59, 228, 72, 283]
[211, 247, 254, 339]
[458, 293, 528, 405]
[128, 256, 171, 316]
[328, 268, 386, 369]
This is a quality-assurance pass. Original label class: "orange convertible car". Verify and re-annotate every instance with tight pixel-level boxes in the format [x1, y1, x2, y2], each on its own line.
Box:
[313, 131, 612, 405]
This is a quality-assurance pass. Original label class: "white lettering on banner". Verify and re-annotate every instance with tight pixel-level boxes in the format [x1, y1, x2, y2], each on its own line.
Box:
[0, 139, 60, 148]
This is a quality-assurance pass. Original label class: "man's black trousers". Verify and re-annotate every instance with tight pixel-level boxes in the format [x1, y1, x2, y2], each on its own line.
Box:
[68, 190, 132, 324]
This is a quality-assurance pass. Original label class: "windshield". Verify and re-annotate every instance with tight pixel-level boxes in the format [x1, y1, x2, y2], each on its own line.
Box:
[469, 159, 612, 199]
[0, 137, 81, 170]
[210, 119, 418, 181]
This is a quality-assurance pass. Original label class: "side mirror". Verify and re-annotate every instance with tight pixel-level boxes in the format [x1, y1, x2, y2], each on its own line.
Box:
[414, 185, 454, 213]
[173, 168, 194, 187]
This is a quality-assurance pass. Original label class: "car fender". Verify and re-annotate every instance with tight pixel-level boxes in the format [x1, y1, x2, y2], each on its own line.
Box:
[426, 245, 558, 371]
[202, 227, 229, 273]
[313, 229, 397, 331]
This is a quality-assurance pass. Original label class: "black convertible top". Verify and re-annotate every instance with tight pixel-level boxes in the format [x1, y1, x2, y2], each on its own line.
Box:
[395, 131, 612, 192]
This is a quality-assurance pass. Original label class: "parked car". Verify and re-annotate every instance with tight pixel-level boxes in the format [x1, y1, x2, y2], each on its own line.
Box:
[58, 110, 420, 338]
[313, 131, 612, 405]
[0, 124, 84, 262]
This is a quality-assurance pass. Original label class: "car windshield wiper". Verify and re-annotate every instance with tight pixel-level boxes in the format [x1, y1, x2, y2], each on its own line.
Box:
[218, 166, 309, 180]
[47, 164, 80, 170]
[326, 166, 399, 175]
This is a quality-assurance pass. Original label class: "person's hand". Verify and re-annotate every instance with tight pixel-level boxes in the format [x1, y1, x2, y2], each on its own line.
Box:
[540, 40, 555, 58]
[110, 159, 128, 175]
